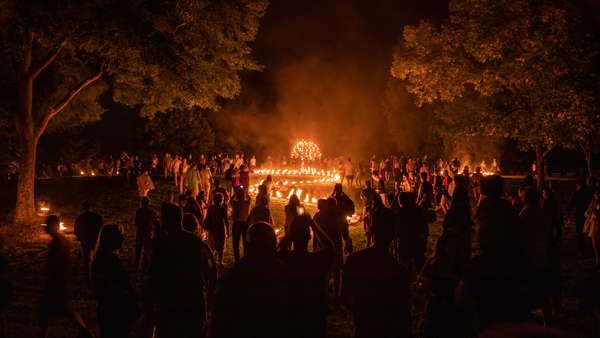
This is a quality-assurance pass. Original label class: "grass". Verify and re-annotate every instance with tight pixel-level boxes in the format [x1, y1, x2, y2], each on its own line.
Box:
[0, 175, 599, 337]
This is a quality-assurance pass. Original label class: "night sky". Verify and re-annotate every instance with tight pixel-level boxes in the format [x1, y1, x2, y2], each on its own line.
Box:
[39, 0, 448, 162]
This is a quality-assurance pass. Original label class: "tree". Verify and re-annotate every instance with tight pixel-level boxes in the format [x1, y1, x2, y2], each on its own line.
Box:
[0, 0, 268, 223]
[391, 0, 599, 190]
[135, 107, 216, 161]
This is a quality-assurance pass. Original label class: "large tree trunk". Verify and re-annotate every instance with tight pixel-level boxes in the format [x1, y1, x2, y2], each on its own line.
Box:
[536, 143, 545, 191]
[14, 133, 38, 224]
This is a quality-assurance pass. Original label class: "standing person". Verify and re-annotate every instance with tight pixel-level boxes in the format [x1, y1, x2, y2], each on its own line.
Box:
[186, 162, 201, 200]
[249, 155, 257, 170]
[179, 158, 189, 194]
[361, 180, 377, 218]
[40, 216, 93, 338]
[199, 164, 212, 194]
[341, 208, 412, 337]
[209, 222, 289, 338]
[230, 189, 251, 262]
[276, 215, 335, 338]
[395, 192, 429, 276]
[284, 194, 302, 238]
[344, 158, 355, 188]
[133, 196, 157, 270]
[472, 167, 482, 201]
[417, 172, 434, 211]
[151, 154, 159, 174]
[137, 167, 155, 197]
[452, 157, 461, 172]
[146, 203, 208, 338]
[163, 153, 172, 179]
[203, 193, 229, 269]
[491, 158, 500, 174]
[171, 155, 181, 187]
[106, 155, 114, 179]
[120, 152, 130, 186]
[373, 173, 386, 206]
[73, 200, 104, 281]
[584, 190, 600, 267]
[569, 180, 591, 255]
[248, 196, 275, 227]
[355, 162, 363, 188]
[379, 158, 387, 183]
[314, 198, 352, 302]
[91, 224, 140, 338]
[211, 180, 230, 205]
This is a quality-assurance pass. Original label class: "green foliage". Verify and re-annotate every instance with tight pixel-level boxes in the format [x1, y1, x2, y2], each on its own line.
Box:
[214, 135, 243, 156]
[391, 0, 600, 154]
[135, 107, 215, 159]
[58, 131, 97, 168]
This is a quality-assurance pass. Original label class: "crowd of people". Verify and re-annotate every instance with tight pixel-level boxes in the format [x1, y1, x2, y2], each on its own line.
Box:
[3, 149, 600, 338]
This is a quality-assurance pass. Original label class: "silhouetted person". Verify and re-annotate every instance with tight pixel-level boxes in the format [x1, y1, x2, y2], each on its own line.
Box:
[247, 196, 274, 226]
[413, 230, 468, 338]
[569, 180, 591, 255]
[330, 183, 355, 219]
[181, 213, 218, 310]
[584, 190, 600, 267]
[314, 197, 351, 302]
[520, 188, 561, 327]
[395, 192, 429, 277]
[182, 197, 204, 229]
[230, 189, 251, 262]
[204, 193, 229, 268]
[417, 171, 434, 211]
[341, 208, 412, 337]
[211, 180, 230, 205]
[40, 215, 93, 338]
[74, 200, 104, 280]
[209, 222, 289, 338]
[456, 175, 531, 333]
[361, 180, 376, 217]
[276, 215, 335, 338]
[133, 196, 157, 270]
[147, 203, 208, 338]
[445, 174, 474, 257]
[92, 224, 140, 338]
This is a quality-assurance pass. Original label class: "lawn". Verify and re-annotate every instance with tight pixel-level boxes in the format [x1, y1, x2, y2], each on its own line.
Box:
[0, 175, 599, 337]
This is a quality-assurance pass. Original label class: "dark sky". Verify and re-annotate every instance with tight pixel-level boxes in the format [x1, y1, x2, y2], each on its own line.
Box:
[40, 0, 448, 162]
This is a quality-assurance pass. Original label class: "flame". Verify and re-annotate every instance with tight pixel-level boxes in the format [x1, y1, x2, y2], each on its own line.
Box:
[60, 222, 66, 231]
[283, 169, 288, 174]
[296, 189, 302, 199]
[260, 180, 264, 185]
[287, 189, 294, 199]
[292, 181, 297, 185]
[283, 181, 288, 185]
[41, 207, 49, 211]
[276, 169, 280, 174]
[307, 181, 312, 184]
[91, 172, 95, 176]
[80, 171, 84, 175]
[276, 191, 282, 198]
[312, 198, 317, 203]
[304, 194, 309, 202]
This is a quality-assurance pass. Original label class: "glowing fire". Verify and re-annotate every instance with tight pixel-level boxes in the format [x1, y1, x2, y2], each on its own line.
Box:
[60, 222, 66, 230]
[304, 194, 309, 203]
[276, 191, 282, 198]
[291, 140, 322, 163]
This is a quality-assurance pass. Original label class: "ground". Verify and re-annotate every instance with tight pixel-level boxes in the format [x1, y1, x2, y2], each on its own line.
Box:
[0, 175, 599, 337]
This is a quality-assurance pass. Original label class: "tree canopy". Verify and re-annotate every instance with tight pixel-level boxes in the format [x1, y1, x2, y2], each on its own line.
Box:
[391, 0, 600, 188]
[0, 0, 268, 222]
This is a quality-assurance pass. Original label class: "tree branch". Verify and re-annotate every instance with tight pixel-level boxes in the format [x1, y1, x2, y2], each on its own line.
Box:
[498, 107, 527, 121]
[31, 35, 68, 78]
[541, 134, 568, 159]
[34, 58, 107, 138]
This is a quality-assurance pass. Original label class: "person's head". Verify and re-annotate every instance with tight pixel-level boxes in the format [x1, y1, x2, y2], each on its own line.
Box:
[348, 157, 351, 162]
[454, 174, 465, 187]
[246, 221, 277, 259]
[165, 190, 174, 202]
[161, 202, 183, 234]
[420, 172, 428, 182]
[370, 208, 395, 247]
[365, 180, 371, 188]
[443, 169, 449, 177]
[576, 179, 586, 190]
[240, 164, 247, 171]
[317, 198, 327, 211]
[475, 167, 481, 173]
[185, 189, 192, 197]
[258, 185, 267, 195]
[326, 197, 337, 211]
[523, 174, 534, 187]
[258, 196, 269, 207]
[93, 224, 124, 258]
[45, 215, 60, 235]
[523, 187, 541, 208]
[190, 162, 197, 169]
[480, 175, 504, 198]
[140, 196, 150, 207]
[288, 194, 300, 208]
[214, 179, 221, 188]
[266, 174, 272, 182]
[229, 164, 235, 170]
[432, 230, 462, 259]
[334, 183, 343, 194]
[386, 193, 395, 205]
[178, 194, 186, 206]
[185, 197, 197, 209]
[289, 215, 312, 249]
[399, 192, 413, 207]
[236, 188, 246, 201]
[182, 213, 200, 233]
[82, 200, 91, 212]
[213, 193, 224, 206]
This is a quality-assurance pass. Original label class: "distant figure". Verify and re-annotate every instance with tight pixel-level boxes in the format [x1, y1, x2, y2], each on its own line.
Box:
[199, 164, 213, 194]
[341, 208, 412, 337]
[171, 156, 181, 187]
[360, 180, 376, 217]
[569, 180, 592, 255]
[230, 189, 251, 262]
[137, 167, 155, 197]
[40, 215, 93, 338]
[120, 152, 130, 186]
[133, 196, 157, 270]
[284, 194, 302, 237]
[248, 196, 274, 227]
[584, 190, 600, 267]
[417, 171, 434, 211]
[92, 224, 140, 338]
[254, 184, 270, 209]
[147, 203, 208, 338]
[186, 162, 201, 200]
[345, 157, 355, 188]
[74, 200, 104, 280]
[276, 215, 335, 338]
[209, 222, 289, 338]
[330, 183, 355, 220]
[211, 180, 230, 206]
[163, 153, 172, 179]
[203, 193, 229, 268]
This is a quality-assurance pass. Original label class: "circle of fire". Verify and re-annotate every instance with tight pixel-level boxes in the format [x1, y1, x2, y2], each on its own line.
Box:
[291, 140, 322, 162]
